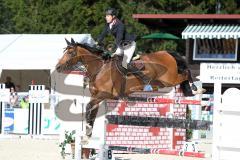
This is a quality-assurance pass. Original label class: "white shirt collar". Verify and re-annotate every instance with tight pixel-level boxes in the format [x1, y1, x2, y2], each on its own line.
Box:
[109, 19, 116, 29]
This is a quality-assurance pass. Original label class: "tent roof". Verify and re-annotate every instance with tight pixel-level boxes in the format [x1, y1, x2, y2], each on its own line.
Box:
[182, 24, 240, 39]
[0, 34, 95, 70]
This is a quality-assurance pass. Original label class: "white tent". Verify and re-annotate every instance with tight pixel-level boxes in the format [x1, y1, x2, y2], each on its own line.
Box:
[0, 34, 95, 91]
[0, 34, 95, 70]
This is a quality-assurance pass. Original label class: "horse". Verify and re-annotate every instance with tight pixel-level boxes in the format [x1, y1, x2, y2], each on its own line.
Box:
[56, 38, 201, 138]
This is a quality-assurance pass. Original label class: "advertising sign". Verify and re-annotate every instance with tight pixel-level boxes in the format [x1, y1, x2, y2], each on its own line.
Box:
[29, 90, 49, 103]
[200, 63, 240, 84]
[0, 88, 10, 102]
[13, 108, 29, 134]
[41, 109, 61, 135]
[4, 108, 14, 133]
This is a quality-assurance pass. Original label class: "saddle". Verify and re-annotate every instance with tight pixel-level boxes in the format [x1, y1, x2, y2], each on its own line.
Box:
[113, 55, 150, 83]
[113, 55, 144, 73]
[112, 55, 150, 97]
[130, 59, 145, 71]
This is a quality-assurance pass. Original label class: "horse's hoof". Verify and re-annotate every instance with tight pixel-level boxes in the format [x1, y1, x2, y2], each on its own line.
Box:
[192, 88, 206, 95]
[81, 135, 90, 145]
[191, 84, 198, 91]
[86, 123, 93, 137]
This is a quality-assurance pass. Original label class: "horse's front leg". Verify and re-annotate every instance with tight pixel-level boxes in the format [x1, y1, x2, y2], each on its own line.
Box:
[85, 98, 103, 137]
[81, 99, 102, 160]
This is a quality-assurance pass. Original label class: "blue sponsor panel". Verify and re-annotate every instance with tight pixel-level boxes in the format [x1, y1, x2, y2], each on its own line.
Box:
[4, 108, 14, 133]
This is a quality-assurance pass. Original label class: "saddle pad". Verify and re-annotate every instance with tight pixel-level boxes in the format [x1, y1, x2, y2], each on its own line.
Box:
[130, 60, 144, 70]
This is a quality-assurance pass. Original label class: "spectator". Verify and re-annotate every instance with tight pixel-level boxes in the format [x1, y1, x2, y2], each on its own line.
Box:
[8, 87, 19, 108]
[20, 96, 29, 109]
[5, 76, 15, 89]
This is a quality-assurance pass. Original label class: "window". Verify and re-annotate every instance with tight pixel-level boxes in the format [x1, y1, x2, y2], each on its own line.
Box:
[193, 38, 238, 61]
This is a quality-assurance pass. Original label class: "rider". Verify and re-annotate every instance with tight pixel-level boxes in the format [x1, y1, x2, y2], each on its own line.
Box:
[96, 8, 136, 69]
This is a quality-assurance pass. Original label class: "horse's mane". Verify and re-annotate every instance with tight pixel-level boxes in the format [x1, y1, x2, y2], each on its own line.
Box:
[76, 42, 104, 56]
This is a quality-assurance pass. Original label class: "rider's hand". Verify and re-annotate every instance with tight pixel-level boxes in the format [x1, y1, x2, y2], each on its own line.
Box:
[95, 42, 104, 51]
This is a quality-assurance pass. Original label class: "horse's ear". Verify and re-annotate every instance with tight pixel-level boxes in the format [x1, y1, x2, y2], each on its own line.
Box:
[65, 38, 71, 46]
[71, 38, 75, 45]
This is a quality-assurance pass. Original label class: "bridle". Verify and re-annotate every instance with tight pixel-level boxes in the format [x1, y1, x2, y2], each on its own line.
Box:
[64, 45, 104, 81]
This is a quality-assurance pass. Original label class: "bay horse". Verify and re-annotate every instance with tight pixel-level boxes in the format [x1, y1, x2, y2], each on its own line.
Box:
[56, 38, 200, 138]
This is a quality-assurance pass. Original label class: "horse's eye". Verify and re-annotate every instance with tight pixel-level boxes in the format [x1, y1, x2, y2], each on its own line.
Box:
[67, 51, 72, 55]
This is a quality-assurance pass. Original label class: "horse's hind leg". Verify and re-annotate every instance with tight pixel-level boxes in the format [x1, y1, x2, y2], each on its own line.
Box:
[176, 70, 196, 96]
[180, 80, 194, 96]
[186, 69, 197, 91]
[187, 69, 207, 94]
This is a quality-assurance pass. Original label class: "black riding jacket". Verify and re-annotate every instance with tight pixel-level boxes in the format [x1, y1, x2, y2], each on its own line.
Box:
[97, 18, 136, 47]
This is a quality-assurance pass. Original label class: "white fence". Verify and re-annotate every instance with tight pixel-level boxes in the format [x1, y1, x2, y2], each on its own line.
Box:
[212, 86, 240, 160]
[0, 83, 61, 136]
[200, 63, 240, 160]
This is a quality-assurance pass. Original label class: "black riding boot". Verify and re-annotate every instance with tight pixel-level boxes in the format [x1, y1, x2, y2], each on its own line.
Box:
[127, 65, 150, 84]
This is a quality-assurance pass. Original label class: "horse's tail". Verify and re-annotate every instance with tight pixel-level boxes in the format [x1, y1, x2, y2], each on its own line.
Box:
[167, 50, 188, 74]
[167, 51, 197, 96]
[167, 50, 195, 83]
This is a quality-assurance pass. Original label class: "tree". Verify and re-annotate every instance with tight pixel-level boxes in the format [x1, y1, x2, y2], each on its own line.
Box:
[0, 1, 14, 33]
[1, 0, 240, 51]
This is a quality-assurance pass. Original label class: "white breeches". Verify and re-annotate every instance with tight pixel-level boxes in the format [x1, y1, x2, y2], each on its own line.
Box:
[113, 41, 136, 69]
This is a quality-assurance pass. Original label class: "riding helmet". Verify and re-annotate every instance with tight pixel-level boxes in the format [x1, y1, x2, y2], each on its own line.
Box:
[105, 8, 117, 16]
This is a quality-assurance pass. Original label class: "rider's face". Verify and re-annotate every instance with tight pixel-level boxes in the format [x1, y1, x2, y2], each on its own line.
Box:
[105, 15, 114, 23]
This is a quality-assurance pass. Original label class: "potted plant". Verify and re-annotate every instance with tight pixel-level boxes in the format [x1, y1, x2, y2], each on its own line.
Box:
[59, 130, 75, 159]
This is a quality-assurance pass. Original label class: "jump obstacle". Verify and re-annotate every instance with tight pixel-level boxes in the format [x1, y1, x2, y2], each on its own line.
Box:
[108, 145, 206, 158]
[106, 115, 211, 130]
[127, 96, 202, 105]
[73, 87, 210, 160]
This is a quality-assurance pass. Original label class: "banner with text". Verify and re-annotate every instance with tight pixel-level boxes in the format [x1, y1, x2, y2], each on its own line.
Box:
[200, 63, 240, 84]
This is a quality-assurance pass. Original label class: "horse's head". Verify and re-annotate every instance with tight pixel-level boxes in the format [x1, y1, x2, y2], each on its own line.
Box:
[56, 38, 84, 72]
[56, 38, 104, 73]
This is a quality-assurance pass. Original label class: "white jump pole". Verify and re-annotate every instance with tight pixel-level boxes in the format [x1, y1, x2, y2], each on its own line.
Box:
[75, 102, 85, 160]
